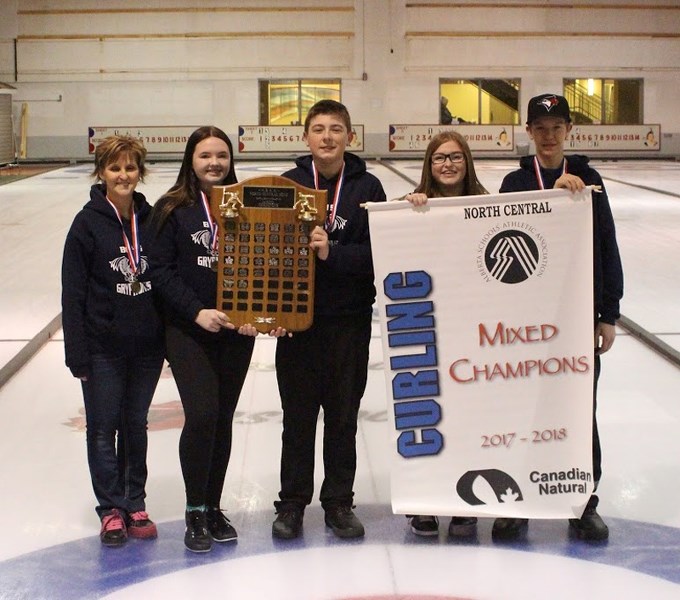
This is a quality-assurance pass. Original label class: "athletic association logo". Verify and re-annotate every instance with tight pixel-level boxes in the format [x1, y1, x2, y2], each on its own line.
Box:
[477, 224, 548, 283]
[456, 469, 524, 506]
[484, 230, 539, 283]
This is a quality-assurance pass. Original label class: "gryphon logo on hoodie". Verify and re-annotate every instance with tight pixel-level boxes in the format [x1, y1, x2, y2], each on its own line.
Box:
[327, 214, 347, 234]
[110, 251, 151, 296]
[191, 227, 214, 269]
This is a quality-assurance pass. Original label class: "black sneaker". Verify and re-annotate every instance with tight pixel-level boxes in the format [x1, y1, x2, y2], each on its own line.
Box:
[569, 507, 609, 541]
[206, 507, 237, 542]
[409, 515, 439, 536]
[100, 509, 127, 547]
[127, 510, 158, 539]
[272, 508, 303, 539]
[324, 506, 365, 539]
[448, 516, 477, 537]
[184, 510, 212, 553]
[492, 517, 528, 541]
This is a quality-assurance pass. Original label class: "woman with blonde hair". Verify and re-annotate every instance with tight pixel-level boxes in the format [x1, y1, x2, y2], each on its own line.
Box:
[62, 135, 164, 547]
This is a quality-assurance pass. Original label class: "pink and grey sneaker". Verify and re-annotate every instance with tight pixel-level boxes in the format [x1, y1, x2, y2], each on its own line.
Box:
[127, 510, 158, 539]
[100, 509, 127, 547]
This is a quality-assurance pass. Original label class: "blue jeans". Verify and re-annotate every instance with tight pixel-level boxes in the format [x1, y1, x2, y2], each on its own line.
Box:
[81, 352, 163, 518]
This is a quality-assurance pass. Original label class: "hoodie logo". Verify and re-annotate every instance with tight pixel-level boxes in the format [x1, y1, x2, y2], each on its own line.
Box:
[191, 228, 212, 250]
[327, 214, 347, 233]
[110, 255, 148, 282]
[110, 255, 151, 295]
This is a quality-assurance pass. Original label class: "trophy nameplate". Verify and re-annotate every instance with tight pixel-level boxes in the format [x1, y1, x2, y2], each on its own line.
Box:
[210, 176, 327, 333]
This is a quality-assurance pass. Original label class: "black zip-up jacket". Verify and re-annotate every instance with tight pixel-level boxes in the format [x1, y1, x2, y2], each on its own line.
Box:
[61, 184, 163, 378]
[500, 155, 624, 324]
[283, 152, 387, 316]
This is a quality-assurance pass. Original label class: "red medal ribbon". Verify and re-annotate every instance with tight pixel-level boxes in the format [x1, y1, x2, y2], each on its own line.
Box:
[199, 191, 219, 256]
[106, 197, 140, 278]
[533, 156, 567, 190]
[312, 161, 345, 231]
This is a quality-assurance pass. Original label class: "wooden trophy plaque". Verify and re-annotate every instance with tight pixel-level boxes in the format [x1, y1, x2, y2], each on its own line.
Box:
[210, 176, 327, 333]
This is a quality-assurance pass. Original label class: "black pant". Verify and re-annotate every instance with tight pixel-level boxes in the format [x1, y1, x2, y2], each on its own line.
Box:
[591, 353, 602, 496]
[275, 313, 372, 511]
[165, 323, 254, 507]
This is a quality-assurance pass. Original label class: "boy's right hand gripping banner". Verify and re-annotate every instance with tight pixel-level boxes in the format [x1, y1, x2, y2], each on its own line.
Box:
[366, 188, 595, 519]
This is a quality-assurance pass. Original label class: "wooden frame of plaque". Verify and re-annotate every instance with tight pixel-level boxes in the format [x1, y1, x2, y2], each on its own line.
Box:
[210, 176, 327, 333]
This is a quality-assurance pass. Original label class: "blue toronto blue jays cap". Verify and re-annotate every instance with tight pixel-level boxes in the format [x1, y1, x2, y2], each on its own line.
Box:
[526, 94, 571, 124]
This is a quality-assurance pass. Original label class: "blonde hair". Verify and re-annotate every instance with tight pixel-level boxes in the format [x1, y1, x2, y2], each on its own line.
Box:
[92, 135, 147, 181]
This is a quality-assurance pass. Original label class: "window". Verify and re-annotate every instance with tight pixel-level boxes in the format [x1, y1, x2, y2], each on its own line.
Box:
[259, 79, 341, 126]
[563, 79, 642, 125]
[439, 79, 520, 125]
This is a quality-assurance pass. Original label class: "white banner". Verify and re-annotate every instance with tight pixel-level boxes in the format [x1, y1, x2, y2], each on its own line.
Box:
[367, 188, 595, 519]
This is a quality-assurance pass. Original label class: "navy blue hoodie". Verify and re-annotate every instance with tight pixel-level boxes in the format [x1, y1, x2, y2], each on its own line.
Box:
[61, 184, 163, 378]
[149, 194, 232, 340]
[282, 152, 386, 316]
[500, 155, 624, 324]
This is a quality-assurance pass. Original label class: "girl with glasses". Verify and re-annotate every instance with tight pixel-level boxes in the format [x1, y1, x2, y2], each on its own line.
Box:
[401, 130, 488, 538]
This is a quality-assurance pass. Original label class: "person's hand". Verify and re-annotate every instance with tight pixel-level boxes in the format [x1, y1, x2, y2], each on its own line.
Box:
[310, 225, 329, 260]
[554, 174, 586, 193]
[237, 323, 258, 337]
[595, 322, 616, 355]
[403, 192, 429, 207]
[268, 326, 293, 338]
[195, 308, 234, 332]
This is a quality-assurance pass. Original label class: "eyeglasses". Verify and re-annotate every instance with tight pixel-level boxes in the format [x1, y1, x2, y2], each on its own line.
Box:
[431, 152, 465, 165]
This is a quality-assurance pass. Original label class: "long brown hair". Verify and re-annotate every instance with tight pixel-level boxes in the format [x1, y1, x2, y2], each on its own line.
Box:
[414, 131, 488, 197]
[152, 126, 237, 228]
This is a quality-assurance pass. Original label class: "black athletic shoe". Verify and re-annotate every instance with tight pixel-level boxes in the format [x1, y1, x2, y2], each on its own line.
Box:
[324, 506, 365, 539]
[100, 509, 127, 547]
[184, 510, 212, 553]
[492, 517, 528, 541]
[408, 515, 439, 536]
[272, 508, 303, 540]
[569, 507, 609, 541]
[206, 507, 237, 542]
[448, 516, 477, 538]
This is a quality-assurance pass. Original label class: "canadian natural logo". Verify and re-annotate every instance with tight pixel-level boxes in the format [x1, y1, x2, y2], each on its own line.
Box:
[456, 469, 524, 506]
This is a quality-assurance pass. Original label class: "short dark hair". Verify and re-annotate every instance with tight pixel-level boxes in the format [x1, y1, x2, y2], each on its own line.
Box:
[303, 99, 352, 133]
